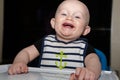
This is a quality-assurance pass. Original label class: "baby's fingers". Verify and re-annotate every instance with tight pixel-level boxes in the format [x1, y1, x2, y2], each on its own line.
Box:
[8, 66, 21, 75]
[69, 73, 77, 80]
[21, 65, 28, 73]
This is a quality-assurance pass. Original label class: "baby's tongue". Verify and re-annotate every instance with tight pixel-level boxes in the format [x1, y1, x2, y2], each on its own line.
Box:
[64, 25, 73, 29]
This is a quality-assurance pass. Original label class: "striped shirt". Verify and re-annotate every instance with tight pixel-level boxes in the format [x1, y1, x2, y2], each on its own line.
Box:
[34, 35, 89, 70]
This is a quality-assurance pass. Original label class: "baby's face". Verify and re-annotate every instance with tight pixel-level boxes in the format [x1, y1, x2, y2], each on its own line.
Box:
[51, 0, 90, 42]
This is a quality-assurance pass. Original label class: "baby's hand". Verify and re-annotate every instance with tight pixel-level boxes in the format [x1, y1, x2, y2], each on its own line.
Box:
[8, 62, 28, 75]
[70, 67, 96, 80]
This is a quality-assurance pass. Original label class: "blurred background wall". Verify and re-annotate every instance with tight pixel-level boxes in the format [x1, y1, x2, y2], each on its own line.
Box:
[0, 0, 3, 63]
[111, 0, 120, 76]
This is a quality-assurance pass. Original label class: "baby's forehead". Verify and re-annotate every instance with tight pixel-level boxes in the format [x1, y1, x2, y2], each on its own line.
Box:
[57, 0, 88, 12]
[59, 1, 85, 7]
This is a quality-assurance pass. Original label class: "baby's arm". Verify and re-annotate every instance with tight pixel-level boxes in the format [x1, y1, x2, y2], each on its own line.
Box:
[84, 53, 101, 79]
[70, 53, 101, 80]
[85, 53, 101, 80]
[8, 45, 39, 75]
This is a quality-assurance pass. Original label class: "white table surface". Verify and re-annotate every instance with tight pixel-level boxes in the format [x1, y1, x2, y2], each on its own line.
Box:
[0, 64, 119, 80]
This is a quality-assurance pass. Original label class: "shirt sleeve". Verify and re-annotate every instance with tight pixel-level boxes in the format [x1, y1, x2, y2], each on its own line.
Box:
[85, 44, 96, 57]
[33, 39, 43, 54]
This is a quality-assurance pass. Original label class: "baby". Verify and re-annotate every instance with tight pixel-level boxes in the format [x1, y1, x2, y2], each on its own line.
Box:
[8, 0, 101, 80]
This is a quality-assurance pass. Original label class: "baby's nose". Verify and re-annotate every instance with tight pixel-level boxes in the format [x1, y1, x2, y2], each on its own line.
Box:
[66, 16, 72, 20]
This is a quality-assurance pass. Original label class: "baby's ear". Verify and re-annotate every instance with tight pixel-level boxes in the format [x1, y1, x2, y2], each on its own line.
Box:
[83, 26, 91, 36]
[50, 18, 55, 29]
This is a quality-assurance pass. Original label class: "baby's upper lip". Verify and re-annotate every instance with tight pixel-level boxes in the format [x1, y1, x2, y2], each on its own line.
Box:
[62, 22, 74, 28]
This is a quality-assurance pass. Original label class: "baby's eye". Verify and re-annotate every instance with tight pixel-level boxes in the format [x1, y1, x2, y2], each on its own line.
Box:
[61, 13, 67, 16]
[75, 16, 81, 19]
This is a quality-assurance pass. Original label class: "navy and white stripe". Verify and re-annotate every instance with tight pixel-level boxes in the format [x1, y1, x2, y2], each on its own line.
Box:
[40, 35, 87, 70]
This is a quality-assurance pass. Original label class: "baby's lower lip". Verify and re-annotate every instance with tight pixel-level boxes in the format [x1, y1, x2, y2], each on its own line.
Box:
[64, 26, 72, 28]
[63, 25, 74, 29]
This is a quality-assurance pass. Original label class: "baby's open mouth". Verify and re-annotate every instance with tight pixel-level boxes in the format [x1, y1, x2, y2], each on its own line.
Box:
[62, 23, 74, 28]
